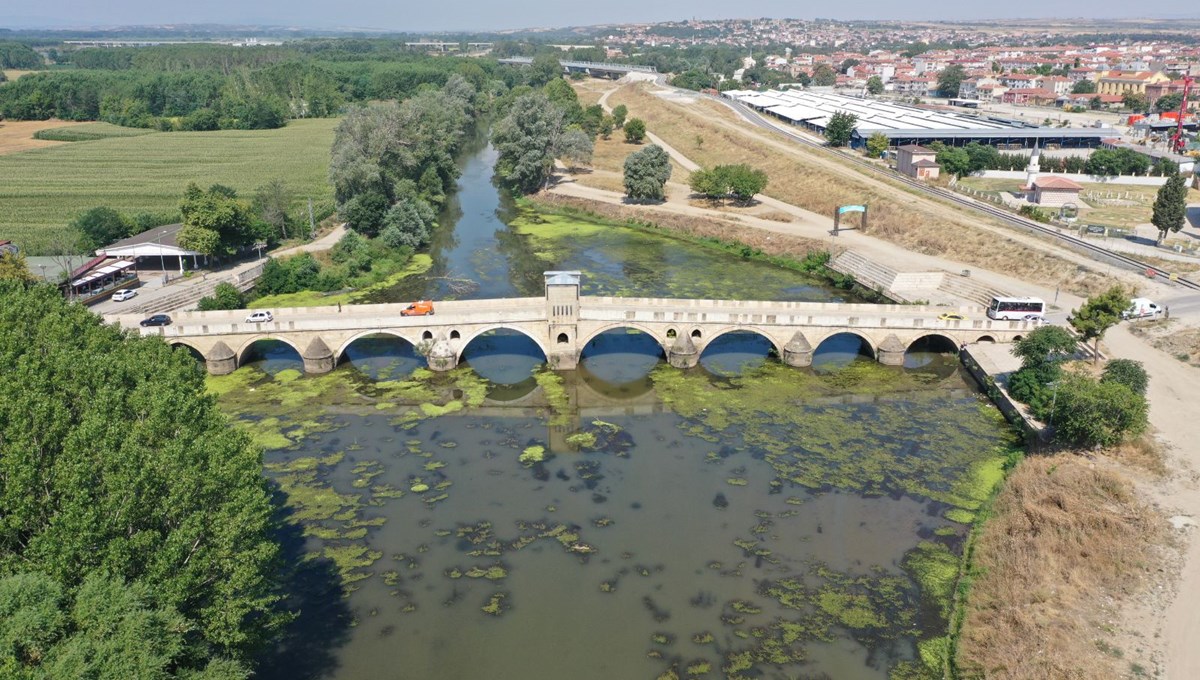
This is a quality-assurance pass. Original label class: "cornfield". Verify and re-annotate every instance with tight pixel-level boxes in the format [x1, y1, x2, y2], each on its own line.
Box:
[0, 118, 337, 254]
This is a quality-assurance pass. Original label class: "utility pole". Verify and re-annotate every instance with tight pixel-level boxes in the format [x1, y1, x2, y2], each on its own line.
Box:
[308, 198, 316, 240]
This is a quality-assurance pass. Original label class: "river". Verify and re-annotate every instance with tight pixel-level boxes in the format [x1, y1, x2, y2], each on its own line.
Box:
[219, 129, 1019, 680]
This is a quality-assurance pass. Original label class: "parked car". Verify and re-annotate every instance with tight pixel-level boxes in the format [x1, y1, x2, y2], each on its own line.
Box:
[245, 311, 274, 324]
[937, 312, 965, 321]
[401, 300, 435, 316]
[112, 289, 137, 302]
[140, 314, 172, 327]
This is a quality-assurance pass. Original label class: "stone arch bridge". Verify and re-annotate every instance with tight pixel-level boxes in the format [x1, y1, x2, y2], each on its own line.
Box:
[109, 272, 1036, 375]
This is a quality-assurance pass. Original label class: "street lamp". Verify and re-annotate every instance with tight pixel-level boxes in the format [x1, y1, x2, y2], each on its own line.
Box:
[37, 264, 46, 281]
[157, 231, 166, 276]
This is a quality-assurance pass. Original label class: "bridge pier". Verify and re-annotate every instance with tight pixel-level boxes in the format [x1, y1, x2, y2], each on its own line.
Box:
[667, 333, 700, 369]
[426, 337, 458, 372]
[302, 337, 336, 374]
[875, 334, 907, 367]
[206, 341, 238, 375]
[782, 332, 814, 368]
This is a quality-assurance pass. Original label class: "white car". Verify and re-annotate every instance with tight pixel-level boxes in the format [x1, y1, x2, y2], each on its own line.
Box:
[112, 289, 137, 302]
[245, 311, 274, 324]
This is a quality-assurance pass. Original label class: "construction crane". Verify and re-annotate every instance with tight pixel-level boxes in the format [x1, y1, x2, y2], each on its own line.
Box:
[1170, 75, 1194, 154]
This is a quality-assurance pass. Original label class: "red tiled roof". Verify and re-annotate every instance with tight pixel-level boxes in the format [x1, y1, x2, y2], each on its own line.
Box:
[1033, 176, 1083, 190]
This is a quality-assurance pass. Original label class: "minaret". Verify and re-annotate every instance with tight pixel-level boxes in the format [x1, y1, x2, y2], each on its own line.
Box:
[1025, 144, 1041, 189]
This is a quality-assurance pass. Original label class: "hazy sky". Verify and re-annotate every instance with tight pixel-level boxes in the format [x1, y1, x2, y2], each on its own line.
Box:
[6, 0, 1197, 32]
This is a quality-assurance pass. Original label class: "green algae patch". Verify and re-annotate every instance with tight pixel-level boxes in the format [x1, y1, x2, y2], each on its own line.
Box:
[565, 431, 598, 449]
[321, 544, 384, 584]
[420, 400, 463, 417]
[274, 368, 302, 383]
[903, 542, 960, 620]
[519, 445, 546, 466]
[534, 369, 571, 427]
[481, 592, 510, 617]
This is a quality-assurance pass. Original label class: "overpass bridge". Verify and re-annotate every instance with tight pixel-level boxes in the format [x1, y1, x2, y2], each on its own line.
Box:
[109, 272, 1036, 375]
[498, 57, 657, 79]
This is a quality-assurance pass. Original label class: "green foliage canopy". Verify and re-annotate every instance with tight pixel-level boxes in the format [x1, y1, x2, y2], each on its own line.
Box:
[623, 118, 647, 144]
[0, 282, 283, 674]
[824, 112, 857, 147]
[1069, 286, 1129, 364]
[623, 144, 673, 202]
[1151, 173, 1188, 243]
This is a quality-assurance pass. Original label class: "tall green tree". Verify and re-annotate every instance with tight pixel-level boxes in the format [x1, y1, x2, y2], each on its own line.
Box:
[811, 64, 837, 87]
[72, 207, 132, 252]
[491, 91, 565, 193]
[866, 76, 884, 95]
[553, 127, 595, 169]
[0, 252, 35, 283]
[528, 53, 563, 87]
[253, 179, 292, 242]
[824, 111, 857, 147]
[611, 104, 628, 129]
[1050, 374, 1148, 447]
[936, 146, 971, 176]
[623, 144, 672, 202]
[1151, 173, 1188, 244]
[178, 183, 255, 256]
[1071, 79, 1096, 94]
[1121, 92, 1148, 112]
[1069, 286, 1129, 364]
[865, 132, 890, 158]
[623, 118, 647, 144]
[1155, 92, 1184, 113]
[0, 282, 284, 671]
[936, 64, 967, 97]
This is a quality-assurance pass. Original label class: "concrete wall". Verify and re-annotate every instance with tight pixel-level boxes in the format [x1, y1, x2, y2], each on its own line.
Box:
[960, 345, 1043, 444]
[973, 169, 1173, 186]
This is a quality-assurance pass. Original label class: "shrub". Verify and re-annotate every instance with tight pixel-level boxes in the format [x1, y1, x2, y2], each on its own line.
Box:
[1101, 359, 1148, 396]
[196, 282, 245, 311]
[1051, 374, 1148, 447]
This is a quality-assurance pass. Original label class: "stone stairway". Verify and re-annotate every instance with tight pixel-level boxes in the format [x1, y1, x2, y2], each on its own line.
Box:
[831, 250, 1009, 307]
[935, 273, 1007, 308]
[126, 269, 259, 315]
[829, 250, 900, 297]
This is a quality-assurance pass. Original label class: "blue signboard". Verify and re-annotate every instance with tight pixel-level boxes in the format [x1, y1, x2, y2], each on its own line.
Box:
[837, 204, 866, 215]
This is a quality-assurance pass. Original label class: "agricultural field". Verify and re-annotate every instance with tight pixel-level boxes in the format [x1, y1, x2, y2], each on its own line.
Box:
[0, 119, 89, 155]
[0, 118, 338, 254]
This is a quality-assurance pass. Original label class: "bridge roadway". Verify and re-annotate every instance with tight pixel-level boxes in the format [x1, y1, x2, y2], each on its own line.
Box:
[109, 272, 1036, 375]
[498, 57, 657, 78]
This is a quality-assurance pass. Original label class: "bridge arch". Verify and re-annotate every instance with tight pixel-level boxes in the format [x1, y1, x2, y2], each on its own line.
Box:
[579, 322, 668, 353]
[812, 331, 878, 358]
[697, 326, 783, 357]
[168, 340, 208, 365]
[455, 325, 550, 363]
[235, 335, 304, 366]
[905, 332, 960, 354]
[334, 330, 421, 363]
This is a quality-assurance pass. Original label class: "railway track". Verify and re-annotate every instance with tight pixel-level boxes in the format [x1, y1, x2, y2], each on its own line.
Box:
[711, 96, 1200, 292]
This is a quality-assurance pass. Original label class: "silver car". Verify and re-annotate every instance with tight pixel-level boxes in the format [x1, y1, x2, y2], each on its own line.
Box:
[112, 289, 137, 302]
[245, 311, 274, 324]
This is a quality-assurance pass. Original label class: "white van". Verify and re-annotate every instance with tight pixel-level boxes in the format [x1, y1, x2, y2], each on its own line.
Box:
[1122, 298, 1161, 320]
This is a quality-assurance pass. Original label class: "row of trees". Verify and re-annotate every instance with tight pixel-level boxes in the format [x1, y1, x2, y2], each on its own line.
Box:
[931, 142, 1169, 177]
[0, 281, 284, 677]
[1006, 287, 1148, 447]
[0, 50, 507, 130]
[689, 164, 769, 202]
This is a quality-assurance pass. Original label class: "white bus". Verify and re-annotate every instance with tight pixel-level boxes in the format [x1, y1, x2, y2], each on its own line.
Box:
[987, 296, 1045, 321]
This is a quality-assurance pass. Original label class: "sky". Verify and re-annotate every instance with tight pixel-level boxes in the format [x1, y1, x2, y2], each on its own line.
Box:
[4, 0, 1197, 32]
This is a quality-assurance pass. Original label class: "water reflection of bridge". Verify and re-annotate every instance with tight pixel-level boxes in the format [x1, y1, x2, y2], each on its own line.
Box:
[115, 272, 1036, 376]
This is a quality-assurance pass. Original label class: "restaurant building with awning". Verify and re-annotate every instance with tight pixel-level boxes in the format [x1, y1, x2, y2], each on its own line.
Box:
[100, 223, 208, 274]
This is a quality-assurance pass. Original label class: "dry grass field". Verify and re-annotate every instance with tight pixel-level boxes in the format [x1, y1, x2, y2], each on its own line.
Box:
[958, 177, 1200, 231]
[0, 119, 87, 155]
[603, 83, 1114, 296]
[955, 454, 1165, 679]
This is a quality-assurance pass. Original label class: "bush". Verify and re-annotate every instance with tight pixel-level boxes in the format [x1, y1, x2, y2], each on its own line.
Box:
[341, 190, 390, 237]
[196, 282, 245, 311]
[1051, 374, 1148, 447]
[623, 118, 646, 144]
[1101, 359, 1148, 396]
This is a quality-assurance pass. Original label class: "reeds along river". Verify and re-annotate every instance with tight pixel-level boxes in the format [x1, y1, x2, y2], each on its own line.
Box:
[217, 129, 1019, 680]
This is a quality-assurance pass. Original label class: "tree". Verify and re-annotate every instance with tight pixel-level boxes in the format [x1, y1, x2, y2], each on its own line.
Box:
[1101, 358, 1149, 397]
[197, 282, 246, 311]
[178, 183, 255, 256]
[1050, 374, 1148, 447]
[936, 146, 971, 176]
[254, 179, 292, 241]
[1155, 92, 1184, 113]
[623, 144, 672, 202]
[866, 76, 884, 95]
[863, 132, 889, 158]
[811, 64, 837, 87]
[824, 111, 857, 147]
[1121, 92, 1148, 112]
[340, 189, 390, 237]
[1071, 79, 1096, 94]
[611, 104, 628, 129]
[553, 127, 594, 169]
[543, 78, 582, 125]
[0, 282, 283, 668]
[0, 251, 36, 283]
[491, 91, 565, 193]
[599, 114, 615, 139]
[936, 64, 967, 97]
[1006, 325, 1080, 412]
[689, 168, 727, 200]
[1151, 173, 1188, 244]
[724, 164, 768, 202]
[1070, 285, 1129, 364]
[528, 53, 563, 87]
[379, 192, 436, 250]
[1088, 95, 1104, 110]
[623, 118, 647, 144]
[72, 207, 131, 252]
